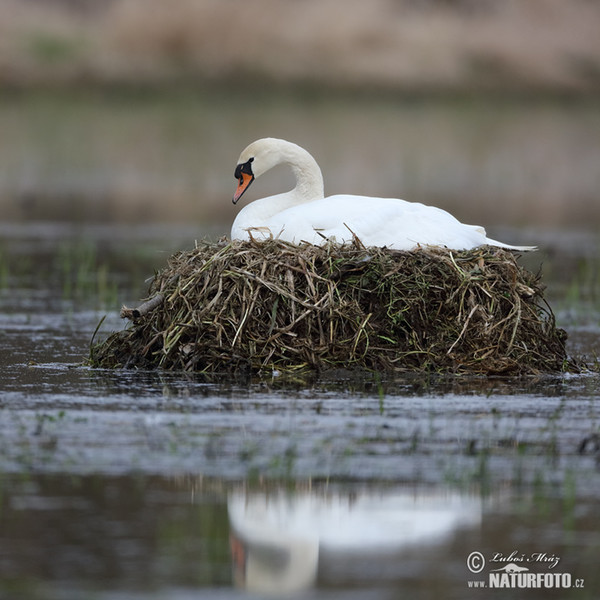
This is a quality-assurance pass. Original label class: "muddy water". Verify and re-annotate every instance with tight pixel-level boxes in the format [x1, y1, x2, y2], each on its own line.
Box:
[1, 223, 599, 599]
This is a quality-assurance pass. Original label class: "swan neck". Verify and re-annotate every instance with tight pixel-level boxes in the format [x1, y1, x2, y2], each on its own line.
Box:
[284, 145, 324, 202]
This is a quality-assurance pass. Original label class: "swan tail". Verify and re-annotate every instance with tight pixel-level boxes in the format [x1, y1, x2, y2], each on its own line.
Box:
[485, 238, 537, 252]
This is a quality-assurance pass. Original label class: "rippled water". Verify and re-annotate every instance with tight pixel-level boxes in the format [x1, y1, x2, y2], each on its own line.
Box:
[1, 223, 599, 599]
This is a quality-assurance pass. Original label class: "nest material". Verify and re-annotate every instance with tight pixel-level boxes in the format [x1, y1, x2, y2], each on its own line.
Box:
[90, 239, 569, 375]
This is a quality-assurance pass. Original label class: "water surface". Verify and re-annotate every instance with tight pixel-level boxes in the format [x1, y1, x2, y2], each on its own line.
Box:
[1, 223, 599, 598]
[2, 91, 600, 230]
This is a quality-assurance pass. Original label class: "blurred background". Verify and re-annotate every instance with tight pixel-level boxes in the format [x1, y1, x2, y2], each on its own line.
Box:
[1, 0, 599, 233]
[2, 5, 600, 599]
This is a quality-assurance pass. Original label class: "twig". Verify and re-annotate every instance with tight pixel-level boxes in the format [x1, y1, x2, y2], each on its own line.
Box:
[447, 304, 479, 354]
[121, 294, 164, 320]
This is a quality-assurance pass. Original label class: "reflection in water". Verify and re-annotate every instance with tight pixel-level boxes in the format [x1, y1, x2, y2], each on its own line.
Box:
[228, 488, 481, 594]
[2, 472, 599, 599]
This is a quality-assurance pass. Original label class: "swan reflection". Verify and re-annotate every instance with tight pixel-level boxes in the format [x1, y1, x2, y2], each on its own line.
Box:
[228, 487, 481, 594]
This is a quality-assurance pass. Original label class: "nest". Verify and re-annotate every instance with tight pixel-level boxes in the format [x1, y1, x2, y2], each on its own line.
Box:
[89, 239, 570, 375]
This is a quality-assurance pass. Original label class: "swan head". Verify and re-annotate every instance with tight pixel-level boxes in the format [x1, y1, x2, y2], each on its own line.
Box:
[232, 138, 323, 204]
[232, 138, 286, 204]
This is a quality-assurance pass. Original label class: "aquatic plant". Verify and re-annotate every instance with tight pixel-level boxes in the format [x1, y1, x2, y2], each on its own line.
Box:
[89, 239, 571, 375]
[57, 241, 118, 308]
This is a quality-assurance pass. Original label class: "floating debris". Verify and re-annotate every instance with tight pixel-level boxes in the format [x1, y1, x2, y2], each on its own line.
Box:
[89, 239, 571, 375]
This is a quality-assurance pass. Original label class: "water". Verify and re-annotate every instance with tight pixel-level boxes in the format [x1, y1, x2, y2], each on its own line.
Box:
[1, 222, 599, 599]
[1, 78, 600, 600]
[2, 90, 600, 229]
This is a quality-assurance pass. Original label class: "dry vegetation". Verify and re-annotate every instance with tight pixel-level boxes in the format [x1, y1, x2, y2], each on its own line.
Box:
[90, 239, 571, 376]
[1, 0, 599, 92]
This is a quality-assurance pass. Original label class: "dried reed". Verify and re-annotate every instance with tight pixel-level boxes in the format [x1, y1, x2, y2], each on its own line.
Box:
[90, 239, 570, 375]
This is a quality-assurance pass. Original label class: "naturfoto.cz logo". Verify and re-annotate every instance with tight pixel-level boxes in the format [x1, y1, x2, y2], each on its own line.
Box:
[466, 551, 585, 590]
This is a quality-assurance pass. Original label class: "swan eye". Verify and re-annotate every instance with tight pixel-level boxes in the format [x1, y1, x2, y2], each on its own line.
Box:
[234, 157, 254, 183]
[234, 158, 254, 181]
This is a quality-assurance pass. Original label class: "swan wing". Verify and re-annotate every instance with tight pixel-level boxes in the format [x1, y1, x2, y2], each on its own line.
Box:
[266, 195, 498, 250]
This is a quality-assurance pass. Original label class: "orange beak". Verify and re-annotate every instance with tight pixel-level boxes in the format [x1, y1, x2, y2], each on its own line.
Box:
[233, 172, 254, 204]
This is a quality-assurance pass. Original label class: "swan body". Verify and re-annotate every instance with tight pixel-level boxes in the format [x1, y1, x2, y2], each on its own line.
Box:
[231, 138, 535, 251]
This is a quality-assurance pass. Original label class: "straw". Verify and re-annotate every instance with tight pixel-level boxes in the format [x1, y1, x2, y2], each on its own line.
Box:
[89, 239, 572, 375]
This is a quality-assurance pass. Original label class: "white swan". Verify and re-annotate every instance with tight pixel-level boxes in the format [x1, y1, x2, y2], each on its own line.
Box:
[231, 138, 535, 251]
